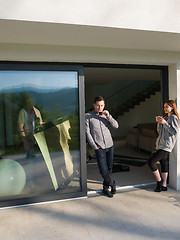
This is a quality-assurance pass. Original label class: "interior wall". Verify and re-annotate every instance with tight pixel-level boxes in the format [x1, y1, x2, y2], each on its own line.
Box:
[85, 67, 161, 112]
[85, 80, 135, 112]
[111, 92, 161, 138]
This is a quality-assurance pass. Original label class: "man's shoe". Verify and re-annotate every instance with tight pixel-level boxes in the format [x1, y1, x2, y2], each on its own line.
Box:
[111, 180, 116, 194]
[103, 188, 113, 198]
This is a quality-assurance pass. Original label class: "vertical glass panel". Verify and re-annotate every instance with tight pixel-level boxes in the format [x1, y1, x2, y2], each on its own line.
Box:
[0, 71, 81, 201]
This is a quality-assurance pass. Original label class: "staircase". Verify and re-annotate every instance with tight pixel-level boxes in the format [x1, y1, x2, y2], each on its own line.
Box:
[111, 81, 160, 118]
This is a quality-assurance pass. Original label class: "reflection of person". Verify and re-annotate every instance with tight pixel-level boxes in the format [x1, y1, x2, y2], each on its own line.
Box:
[56, 120, 79, 187]
[85, 96, 119, 197]
[18, 94, 43, 188]
[56, 120, 73, 177]
[18, 95, 43, 158]
[148, 100, 179, 192]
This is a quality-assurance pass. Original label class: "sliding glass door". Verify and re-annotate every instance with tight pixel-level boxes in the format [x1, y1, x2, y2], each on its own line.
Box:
[0, 63, 86, 208]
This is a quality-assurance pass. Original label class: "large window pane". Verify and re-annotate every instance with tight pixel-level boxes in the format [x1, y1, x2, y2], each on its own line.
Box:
[0, 70, 81, 203]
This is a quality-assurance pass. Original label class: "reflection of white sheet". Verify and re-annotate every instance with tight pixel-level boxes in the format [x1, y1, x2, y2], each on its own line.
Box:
[56, 120, 73, 178]
[34, 131, 58, 190]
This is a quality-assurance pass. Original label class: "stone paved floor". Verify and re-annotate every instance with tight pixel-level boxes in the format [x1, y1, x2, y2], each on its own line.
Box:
[1, 185, 180, 240]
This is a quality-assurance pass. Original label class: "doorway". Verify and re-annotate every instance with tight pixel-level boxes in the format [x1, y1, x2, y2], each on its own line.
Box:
[84, 64, 167, 191]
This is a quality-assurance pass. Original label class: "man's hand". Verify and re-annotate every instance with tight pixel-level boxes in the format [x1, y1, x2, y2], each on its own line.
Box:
[103, 110, 110, 118]
[94, 146, 101, 150]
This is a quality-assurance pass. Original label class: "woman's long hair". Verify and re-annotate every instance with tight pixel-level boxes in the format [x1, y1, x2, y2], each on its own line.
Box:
[163, 100, 180, 123]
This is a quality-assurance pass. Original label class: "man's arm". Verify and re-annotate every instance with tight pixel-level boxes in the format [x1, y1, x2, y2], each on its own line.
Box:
[103, 110, 118, 129]
[18, 109, 31, 151]
[18, 109, 25, 136]
[107, 115, 119, 129]
[18, 123, 25, 137]
[85, 116, 98, 150]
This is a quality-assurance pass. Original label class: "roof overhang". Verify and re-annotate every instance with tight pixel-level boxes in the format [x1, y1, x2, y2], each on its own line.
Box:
[0, 19, 180, 52]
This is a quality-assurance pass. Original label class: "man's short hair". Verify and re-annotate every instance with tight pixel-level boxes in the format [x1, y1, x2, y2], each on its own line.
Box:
[94, 96, 105, 104]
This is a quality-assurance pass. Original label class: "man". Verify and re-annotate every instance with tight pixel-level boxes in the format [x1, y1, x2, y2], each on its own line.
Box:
[85, 96, 119, 197]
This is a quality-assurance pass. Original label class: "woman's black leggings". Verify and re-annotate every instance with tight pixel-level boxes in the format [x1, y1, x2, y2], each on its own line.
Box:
[148, 149, 169, 172]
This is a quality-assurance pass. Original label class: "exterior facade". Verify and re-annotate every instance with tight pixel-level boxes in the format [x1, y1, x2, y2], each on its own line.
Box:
[0, 0, 180, 208]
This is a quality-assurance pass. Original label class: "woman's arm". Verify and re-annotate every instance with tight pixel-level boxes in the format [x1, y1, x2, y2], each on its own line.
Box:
[163, 115, 179, 135]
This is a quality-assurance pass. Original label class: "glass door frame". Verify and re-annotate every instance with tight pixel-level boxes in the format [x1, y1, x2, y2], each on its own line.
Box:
[0, 62, 87, 208]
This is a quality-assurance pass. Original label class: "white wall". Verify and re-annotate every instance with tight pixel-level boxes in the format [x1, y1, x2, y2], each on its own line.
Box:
[168, 65, 180, 189]
[1, 0, 180, 33]
[177, 69, 180, 190]
[1, 43, 180, 66]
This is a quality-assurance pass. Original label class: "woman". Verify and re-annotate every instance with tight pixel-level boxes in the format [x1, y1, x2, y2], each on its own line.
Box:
[148, 100, 179, 192]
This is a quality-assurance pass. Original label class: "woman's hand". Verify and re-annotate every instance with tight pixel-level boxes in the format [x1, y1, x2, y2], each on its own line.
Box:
[156, 116, 167, 124]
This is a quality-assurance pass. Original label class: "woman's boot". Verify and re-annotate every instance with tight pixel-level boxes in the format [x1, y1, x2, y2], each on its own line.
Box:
[161, 186, 167, 191]
[154, 180, 162, 192]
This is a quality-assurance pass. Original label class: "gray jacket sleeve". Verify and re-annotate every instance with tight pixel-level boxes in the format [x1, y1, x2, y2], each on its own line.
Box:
[107, 115, 119, 129]
[157, 123, 162, 133]
[85, 116, 98, 149]
[163, 115, 179, 136]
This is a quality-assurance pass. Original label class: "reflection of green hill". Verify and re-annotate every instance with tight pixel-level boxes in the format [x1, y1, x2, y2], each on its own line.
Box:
[20, 88, 78, 114]
[39, 88, 78, 114]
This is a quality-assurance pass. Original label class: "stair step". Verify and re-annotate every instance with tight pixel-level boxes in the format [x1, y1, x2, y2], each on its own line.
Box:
[114, 81, 160, 117]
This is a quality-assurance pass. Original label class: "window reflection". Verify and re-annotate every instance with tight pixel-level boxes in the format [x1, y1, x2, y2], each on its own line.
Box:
[0, 71, 81, 200]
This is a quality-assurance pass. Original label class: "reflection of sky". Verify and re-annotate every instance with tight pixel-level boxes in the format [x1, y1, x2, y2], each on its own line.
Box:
[0, 71, 78, 91]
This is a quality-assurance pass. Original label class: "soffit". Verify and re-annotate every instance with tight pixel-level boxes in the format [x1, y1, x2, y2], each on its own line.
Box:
[0, 19, 180, 52]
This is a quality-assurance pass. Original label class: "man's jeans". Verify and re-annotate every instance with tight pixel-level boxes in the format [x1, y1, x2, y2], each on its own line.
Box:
[95, 146, 114, 188]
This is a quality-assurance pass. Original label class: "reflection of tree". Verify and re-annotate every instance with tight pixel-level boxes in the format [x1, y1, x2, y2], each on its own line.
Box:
[2, 92, 21, 149]
[1, 90, 80, 155]
[47, 104, 62, 122]
[68, 115, 80, 150]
